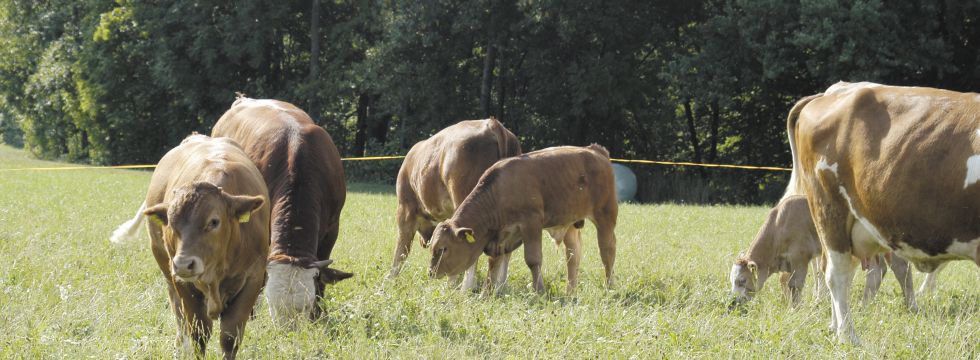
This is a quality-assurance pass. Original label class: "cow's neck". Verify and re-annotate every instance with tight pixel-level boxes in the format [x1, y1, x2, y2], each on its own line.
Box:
[452, 186, 502, 235]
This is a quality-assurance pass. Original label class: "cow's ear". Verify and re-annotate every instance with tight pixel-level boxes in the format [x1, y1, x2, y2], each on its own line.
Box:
[143, 203, 169, 226]
[227, 194, 264, 223]
[747, 261, 758, 274]
[455, 227, 475, 243]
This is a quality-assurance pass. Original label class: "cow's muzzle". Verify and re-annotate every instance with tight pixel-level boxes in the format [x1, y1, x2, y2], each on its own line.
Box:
[172, 255, 204, 281]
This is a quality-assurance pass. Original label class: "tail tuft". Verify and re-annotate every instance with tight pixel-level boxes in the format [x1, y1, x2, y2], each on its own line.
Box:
[110, 201, 147, 244]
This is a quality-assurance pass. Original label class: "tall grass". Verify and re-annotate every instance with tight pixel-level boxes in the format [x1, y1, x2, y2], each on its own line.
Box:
[0, 144, 976, 358]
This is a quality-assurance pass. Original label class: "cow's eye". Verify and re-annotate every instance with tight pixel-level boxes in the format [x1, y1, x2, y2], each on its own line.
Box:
[207, 218, 220, 230]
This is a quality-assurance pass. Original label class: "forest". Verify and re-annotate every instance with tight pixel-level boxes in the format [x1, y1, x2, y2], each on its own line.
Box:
[2, 0, 978, 203]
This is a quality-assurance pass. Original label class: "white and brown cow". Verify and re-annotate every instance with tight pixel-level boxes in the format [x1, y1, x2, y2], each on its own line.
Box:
[785, 81, 980, 343]
[213, 97, 352, 324]
[427, 145, 618, 295]
[730, 195, 920, 307]
[110, 134, 269, 359]
[388, 118, 521, 291]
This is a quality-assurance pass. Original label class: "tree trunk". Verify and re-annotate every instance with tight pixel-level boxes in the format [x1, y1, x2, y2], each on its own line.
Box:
[480, 42, 497, 117]
[708, 99, 720, 164]
[683, 100, 702, 165]
[308, 0, 321, 115]
[353, 93, 369, 157]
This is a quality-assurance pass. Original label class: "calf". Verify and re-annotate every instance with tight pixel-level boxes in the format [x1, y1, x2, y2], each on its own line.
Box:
[730, 195, 919, 307]
[213, 97, 352, 323]
[428, 145, 618, 295]
[786, 81, 980, 343]
[389, 118, 521, 291]
[111, 135, 269, 359]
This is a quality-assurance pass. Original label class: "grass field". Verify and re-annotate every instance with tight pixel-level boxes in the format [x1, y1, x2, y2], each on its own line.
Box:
[0, 144, 977, 359]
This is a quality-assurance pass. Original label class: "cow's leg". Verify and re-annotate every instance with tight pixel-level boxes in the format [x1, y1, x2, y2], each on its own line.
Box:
[389, 205, 418, 279]
[522, 225, 545, 293]
[886, 253, 917, 310]
[812, 255, 828, 299]
[786, 264, 809, 306]
[595, 215, 617, 289]
[862, 254, 886, 306]
[218, 277, 263, 360]
[825, 249, 859, 344]
[483, 252, 512, 296]
[563, 227, 583, 295]
[461, 262, 479, 292]
[917, 262, 945, 296]
[173, 282, 213, 356]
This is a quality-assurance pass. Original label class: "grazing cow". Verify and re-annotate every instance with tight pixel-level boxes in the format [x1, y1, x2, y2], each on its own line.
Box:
[730, 195, 920, 307]
[212, 97, 352, 323]
[785, 81, 980, 343]
[110, 134, 269, 359]
[388, 118, 521, 291]
[428, 145, 618, 295]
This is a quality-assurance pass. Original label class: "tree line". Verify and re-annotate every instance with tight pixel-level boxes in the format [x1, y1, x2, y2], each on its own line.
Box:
[1, 0, 978, 203]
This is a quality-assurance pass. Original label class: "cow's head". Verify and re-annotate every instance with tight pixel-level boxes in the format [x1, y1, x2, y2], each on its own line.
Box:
[729, 254, 760, 305]
[266, 256, 353, 325]
[143, 182, 265, 284]
[428, 221, 483, 279]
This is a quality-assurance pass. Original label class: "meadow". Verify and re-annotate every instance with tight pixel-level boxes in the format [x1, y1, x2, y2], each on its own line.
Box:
[0, 144, 977, 359]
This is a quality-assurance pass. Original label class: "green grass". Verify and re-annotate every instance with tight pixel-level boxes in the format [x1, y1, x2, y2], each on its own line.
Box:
[0, 144, 977, 359]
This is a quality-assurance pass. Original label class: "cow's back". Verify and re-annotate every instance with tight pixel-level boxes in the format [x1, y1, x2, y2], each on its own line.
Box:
[490, 145, 616, 228]
[796, 83, 980, 262]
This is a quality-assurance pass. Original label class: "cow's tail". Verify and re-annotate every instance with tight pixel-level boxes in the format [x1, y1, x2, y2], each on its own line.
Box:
[587, 143, 610, 159]
[487, 117, 521, 158]
[110, 201, 147, 244]
[782, 94, 822, 200]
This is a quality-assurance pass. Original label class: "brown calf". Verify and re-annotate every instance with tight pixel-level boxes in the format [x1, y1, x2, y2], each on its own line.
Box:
[428, 145, 617, 295]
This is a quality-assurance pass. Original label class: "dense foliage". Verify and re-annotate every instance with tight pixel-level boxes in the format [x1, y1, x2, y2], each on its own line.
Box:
[2, 0, 978, 202]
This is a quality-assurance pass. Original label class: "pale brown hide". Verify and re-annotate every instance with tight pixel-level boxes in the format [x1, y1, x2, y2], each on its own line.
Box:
[428, 144, 618, 295]
[144, 134, 270, 359]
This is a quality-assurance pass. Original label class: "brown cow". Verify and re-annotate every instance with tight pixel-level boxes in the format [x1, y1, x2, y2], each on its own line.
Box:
[212, 97, 352, 324]
[730, 195, 919, 307]
[785, 81, 980, 343]
[427, 145, 618, 295]
[388, 118, 521, 291]
[110, 134, 269, 359]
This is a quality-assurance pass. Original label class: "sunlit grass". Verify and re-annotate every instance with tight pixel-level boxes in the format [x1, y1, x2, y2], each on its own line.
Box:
[0, 144, 976, 358]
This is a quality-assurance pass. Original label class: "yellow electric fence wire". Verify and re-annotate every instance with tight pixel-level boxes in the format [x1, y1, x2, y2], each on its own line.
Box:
[0, 155, 792, 172]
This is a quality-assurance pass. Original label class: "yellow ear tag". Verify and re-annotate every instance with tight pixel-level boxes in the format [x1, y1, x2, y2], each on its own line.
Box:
[148, 214, 165, 226]
[238, 212, 251, 223]
[465, 233, 476, 243]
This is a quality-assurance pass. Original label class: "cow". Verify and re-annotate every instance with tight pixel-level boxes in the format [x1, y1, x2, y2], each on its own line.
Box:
[388, 118, 521, 291]
[212, 97, 352, 324]
[785, 81, 980, 344]
[109, 134, 269, 359]
[730, 195, 921, 308]
[427, 144, 618, 295]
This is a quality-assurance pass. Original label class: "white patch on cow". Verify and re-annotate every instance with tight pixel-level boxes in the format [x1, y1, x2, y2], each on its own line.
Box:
[729, 264, 745, 296]
[825, 249, 860, 344]
[265, 263, 318, 325]
[838, 186, 890, 250]
[963, 155, 980, 189]
[815, 157, 839, 177]
[946, 237, 980, 260]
